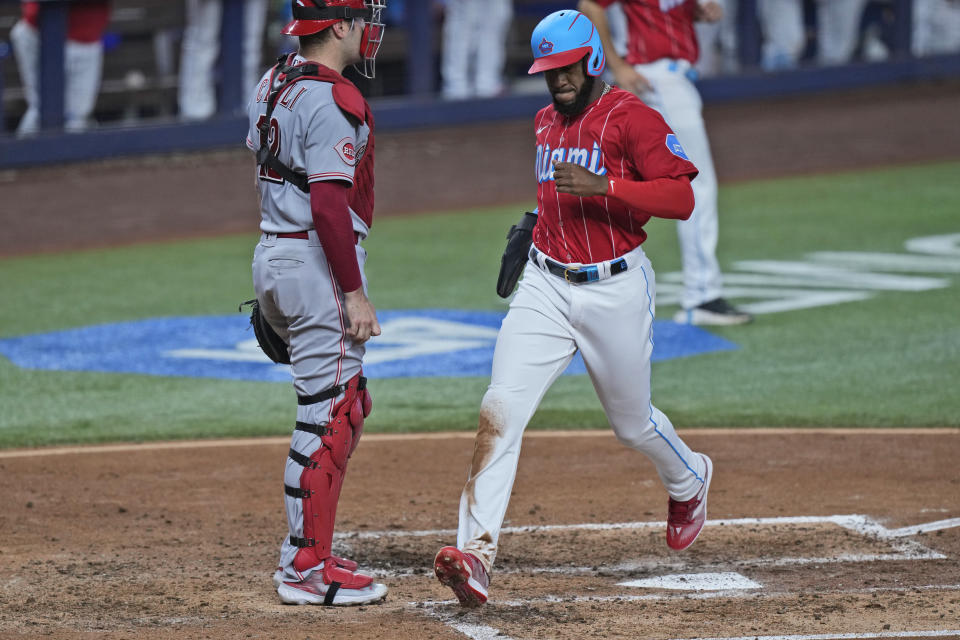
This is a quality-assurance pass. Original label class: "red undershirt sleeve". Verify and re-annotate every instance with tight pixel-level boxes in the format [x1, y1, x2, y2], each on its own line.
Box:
[310, 180, 363, 293]
[605, 175, 695, 221]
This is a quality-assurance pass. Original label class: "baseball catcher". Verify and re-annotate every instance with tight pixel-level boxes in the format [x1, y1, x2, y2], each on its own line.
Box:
[245, 0, 387, 607]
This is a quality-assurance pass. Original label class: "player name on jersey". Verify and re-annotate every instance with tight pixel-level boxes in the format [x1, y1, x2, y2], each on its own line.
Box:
[536, 142, 607, 184]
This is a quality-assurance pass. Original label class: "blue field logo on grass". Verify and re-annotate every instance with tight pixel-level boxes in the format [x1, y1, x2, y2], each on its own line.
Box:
[0, 310, 736, 381]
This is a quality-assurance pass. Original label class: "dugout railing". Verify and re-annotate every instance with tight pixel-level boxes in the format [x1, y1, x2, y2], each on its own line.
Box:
[0, 0, 958, 170]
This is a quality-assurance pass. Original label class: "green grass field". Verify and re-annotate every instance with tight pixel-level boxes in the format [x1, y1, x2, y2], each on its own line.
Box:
[1, 161, 958, 448]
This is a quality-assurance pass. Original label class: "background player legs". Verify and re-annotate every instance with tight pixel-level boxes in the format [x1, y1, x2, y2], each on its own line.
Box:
[64, 40, 104, 132]
[179, 0, 221, 120]
[10, 18, 104, 135]
[639, 64, 722, 311]
[816, 0, 869, 65]
[441, 0, 474, 99]
[473, 0, 512, 98]
[572, 253, 706, 500]
[242, 0, 268, 98]
[912, 0, 960, 56]
[757, 0, 805, 70]
[9, 19, 40, 136]
[457, 264, 578, 568]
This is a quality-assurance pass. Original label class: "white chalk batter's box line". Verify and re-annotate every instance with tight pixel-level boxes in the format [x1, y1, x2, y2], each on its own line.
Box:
[405, 515, 959, 640]
[337, 514, 958, 578]
[424, 587, 960, 640]
[420, 585, 960, 640]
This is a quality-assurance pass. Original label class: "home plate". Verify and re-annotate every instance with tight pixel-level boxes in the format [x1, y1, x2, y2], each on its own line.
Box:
[618, 572, 762, 591]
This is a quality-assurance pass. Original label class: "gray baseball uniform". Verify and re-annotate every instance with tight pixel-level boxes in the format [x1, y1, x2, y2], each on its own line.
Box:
[245, 54, 372, 582]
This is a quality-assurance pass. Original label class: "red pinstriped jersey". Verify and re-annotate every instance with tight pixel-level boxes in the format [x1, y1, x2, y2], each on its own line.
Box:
[533, 86, 698, 264]
[595, 0, 700, 64]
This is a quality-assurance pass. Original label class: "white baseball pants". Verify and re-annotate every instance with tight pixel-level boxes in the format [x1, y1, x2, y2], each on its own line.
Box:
[457, 245, 708, 570]
[633, 59, 722, 310]
[179, 0, 268, 120]
[441, 0, 512, 99]
[9, 19, 103, 135]
[757, 0, 805, 70]
[815, 0, 868, 65]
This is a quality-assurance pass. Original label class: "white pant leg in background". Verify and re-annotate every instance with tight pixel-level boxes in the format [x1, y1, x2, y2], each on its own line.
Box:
[441, 0, 475, 99]
[694, 20, 722, 77]
[816, 0, 868, 65]
[637, 61, 722, 310]
[474, 0, 512, 97]
[10, 20, 40, 136]
[242, 0, 268, 96]
[10, 19, 103, 135]
[458, 253, 706, 570]
[64, 39, 104, 132]
[179, 0, 222, 120]
[912, 0, 960, 56]
[757, 0, 805, 70]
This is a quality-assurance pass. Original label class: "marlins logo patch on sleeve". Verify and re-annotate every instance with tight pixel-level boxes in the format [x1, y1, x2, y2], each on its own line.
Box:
[665, 134, 690, 160]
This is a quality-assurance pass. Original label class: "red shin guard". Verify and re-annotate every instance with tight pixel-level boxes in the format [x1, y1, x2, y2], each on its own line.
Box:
[291, 372, 371, 573]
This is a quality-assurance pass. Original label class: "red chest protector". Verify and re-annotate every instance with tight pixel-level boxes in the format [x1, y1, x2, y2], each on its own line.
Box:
[258, 54, 375, 228]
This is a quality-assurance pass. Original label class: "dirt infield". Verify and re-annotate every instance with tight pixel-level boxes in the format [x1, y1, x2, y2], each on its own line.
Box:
[2, 80, 960, 638]
[2, 79, 959, 257]
[1, 429, 958, 639]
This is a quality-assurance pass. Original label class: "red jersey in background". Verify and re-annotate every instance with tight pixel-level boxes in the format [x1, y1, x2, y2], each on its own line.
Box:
[594, 0, 700, 64]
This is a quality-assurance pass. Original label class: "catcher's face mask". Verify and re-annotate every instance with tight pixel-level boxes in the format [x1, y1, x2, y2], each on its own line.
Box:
[283, 0, 386, 79]
[356, 0, 386, 78]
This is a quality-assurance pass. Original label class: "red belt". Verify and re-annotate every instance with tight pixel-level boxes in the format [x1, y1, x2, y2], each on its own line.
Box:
[275, 231, 361, 244]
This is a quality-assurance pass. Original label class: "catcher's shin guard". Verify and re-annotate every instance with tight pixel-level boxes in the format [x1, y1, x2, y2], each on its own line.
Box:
[288, 373, 372, 573]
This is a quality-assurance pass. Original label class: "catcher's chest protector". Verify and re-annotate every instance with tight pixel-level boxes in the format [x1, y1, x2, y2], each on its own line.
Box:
[257, 54, 376, 226]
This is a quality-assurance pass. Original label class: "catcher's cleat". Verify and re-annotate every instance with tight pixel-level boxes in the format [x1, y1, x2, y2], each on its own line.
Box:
[434, 546, 489, 607]
[666, 454, 713, 551]
[277, 560, 387, 606]
[673, 298, 753, 326]
[272, 555, 360, 588]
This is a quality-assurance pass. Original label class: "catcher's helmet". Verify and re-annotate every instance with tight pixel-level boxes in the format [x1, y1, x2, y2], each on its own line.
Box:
[283, 0, 386, 77]
[528, 10, 605, 76]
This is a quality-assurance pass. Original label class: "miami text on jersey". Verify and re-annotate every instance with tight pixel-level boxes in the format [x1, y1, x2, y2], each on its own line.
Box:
[536, 142, 607, 183]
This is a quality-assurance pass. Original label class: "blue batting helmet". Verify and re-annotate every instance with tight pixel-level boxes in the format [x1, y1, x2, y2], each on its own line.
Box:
[528, 10, 605, 76]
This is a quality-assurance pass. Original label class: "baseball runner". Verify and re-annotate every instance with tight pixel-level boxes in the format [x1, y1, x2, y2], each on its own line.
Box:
[434, 10, 713, 607]
[245, 0, 387, 606]
[9, 0, 111, 135]
[578, 0, 752, 325]
[180, 0, 269, 120]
